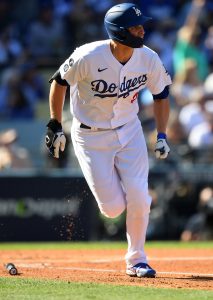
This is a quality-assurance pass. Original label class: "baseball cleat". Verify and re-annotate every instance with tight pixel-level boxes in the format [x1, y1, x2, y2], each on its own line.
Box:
[126, 263, 156, 278]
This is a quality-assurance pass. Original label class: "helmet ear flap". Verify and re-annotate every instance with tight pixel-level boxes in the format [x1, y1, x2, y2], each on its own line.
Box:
[109, 24, 127, 39]
[118, 27, 126, 39]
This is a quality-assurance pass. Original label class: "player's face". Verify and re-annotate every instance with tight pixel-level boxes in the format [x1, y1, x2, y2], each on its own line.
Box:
[128, 25, 145, 38]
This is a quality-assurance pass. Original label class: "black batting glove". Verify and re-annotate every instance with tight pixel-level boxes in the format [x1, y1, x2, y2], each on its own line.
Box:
[46, 119, 66, 158]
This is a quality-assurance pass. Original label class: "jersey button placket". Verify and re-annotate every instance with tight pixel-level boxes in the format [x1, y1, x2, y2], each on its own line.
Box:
[111, 72, 121, 128]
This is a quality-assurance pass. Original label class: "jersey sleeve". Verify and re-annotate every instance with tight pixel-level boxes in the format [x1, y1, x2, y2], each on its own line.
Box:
[59, 49, 87, 86]
[146, 53, 172, 96]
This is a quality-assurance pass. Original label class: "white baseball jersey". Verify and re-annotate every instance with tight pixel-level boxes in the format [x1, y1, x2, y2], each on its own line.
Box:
[59, 39, 172, 129]
[58, 39, 171, 267]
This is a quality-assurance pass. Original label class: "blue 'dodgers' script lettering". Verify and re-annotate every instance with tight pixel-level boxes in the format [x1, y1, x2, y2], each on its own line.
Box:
[91, 75, 147, 98]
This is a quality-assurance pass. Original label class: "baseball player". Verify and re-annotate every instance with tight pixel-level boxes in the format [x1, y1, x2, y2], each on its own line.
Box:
[46, 3, 171, 278]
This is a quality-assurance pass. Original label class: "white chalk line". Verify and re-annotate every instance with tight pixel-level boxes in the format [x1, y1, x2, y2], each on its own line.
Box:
[7, 255, 213, 278]
[11, 256, 213, 264]
[91, 256, 213, 263]
[151, 256, 213, 261]
[15, 263, 213, 278]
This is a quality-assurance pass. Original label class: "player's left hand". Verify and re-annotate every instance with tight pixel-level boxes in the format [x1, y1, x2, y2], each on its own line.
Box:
[45, 119, 66, 159]
[155, 133, 170, 159]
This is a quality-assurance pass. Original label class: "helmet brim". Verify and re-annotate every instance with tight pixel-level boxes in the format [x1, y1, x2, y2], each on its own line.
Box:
[125, 15, 152, 28]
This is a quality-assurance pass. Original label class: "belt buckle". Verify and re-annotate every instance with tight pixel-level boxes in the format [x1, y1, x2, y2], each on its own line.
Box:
[91, 126, 98, 131]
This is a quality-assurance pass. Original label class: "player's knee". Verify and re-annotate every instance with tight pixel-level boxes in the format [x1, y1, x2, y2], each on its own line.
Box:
[129, 195, 151, 217]
[125, 179, 152, 217]
[95, 190, 126, 218]
[99, 201, 125, 218]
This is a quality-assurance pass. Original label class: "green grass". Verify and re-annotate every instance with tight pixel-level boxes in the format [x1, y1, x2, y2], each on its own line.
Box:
[0, 278, 212, 300]
[0, 241, 212, 250]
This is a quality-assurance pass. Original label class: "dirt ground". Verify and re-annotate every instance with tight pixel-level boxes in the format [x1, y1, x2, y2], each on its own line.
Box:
[1, 248, 213, 290]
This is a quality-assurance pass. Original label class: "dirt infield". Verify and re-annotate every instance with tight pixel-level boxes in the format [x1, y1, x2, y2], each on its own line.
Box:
[1, 248, 213, 290]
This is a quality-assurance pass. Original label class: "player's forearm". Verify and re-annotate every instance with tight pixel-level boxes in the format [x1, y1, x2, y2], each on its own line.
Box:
[49, 81, 67, 123]
[153, 98, 170, 134]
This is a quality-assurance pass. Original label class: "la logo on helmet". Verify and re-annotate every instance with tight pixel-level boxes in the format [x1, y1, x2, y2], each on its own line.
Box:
[133, 7, 141, 16]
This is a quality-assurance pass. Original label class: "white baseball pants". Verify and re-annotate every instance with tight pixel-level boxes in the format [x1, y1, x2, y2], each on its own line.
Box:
[71, 117, 152, 267]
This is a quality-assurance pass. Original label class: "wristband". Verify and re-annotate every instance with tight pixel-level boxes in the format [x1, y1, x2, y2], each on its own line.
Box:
[157, 132, 167, 139]
[46, 118, 62, 132]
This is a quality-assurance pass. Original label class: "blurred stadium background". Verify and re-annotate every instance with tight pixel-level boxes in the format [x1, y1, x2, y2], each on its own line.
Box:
[0, 0, 212, 242]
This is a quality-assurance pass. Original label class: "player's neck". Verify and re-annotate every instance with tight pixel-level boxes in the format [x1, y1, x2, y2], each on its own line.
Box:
[110, 40, 134, 64]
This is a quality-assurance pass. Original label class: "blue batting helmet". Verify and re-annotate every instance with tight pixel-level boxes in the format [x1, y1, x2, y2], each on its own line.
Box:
[104, 3, 151, 48]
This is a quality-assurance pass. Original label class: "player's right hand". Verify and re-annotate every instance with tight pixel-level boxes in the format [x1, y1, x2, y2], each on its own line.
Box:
[155, 133, 170, 159]
[45, 119, 66, 159]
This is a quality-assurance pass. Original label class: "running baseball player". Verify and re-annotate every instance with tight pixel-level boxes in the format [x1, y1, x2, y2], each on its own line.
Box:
[46, 3, 171, 278]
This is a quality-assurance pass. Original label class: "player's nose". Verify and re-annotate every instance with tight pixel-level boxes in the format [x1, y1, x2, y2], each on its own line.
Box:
[133, 25, 145, 37]
[139, 25, 145, 36]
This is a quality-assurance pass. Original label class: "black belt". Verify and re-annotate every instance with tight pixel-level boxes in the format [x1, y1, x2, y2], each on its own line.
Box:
[80, 123, 92, 129]
[80, 123, 124, 130]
